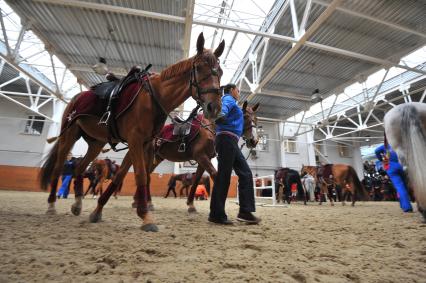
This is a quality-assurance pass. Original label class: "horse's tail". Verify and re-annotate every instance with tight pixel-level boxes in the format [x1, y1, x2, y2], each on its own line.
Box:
[400, 105, 426, 209]
[46, 136, 58, 144]
[348, 166, 369, 201]
[39, 140, 60, 191]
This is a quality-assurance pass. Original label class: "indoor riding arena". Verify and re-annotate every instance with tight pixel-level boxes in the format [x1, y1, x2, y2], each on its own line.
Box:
[0, 1, 425, 282]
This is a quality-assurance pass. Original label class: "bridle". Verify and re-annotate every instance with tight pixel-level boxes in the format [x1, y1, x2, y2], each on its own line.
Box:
[189, 57, 222, 105]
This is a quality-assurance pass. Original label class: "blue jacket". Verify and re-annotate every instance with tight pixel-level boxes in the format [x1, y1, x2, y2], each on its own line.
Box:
[375, 144, 399, 163]
[216, 94, 243, 137]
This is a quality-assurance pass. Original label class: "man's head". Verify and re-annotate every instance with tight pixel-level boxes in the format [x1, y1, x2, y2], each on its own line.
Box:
[223, 83, 240, 101]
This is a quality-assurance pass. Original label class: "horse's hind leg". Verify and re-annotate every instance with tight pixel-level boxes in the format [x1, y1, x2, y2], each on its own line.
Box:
[46, 125, 81, 214]
[70, 140, 105, 216]
[187, 164, 205, 213]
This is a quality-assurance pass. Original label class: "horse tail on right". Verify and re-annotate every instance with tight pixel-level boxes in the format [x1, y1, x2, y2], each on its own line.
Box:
[400, 105, 426, 215]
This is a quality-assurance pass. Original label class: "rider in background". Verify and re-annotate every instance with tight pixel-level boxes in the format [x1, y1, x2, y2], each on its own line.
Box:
[375, 144, 413, 212]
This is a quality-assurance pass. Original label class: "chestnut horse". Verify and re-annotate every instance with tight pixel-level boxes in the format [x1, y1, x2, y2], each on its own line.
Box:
[40, 33, 225, 232]
[301, 164, 369, 206]
[384, 102, 426, 221]
[83, 159, 122, 198]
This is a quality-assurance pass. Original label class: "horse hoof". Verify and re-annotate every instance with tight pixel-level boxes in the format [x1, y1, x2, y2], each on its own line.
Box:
[141, 223, 159, 232]
[46, 208, 57, 215]
[89, 212, 102, 223]
[71, 204, 82, 216]
[188, 207, 197, 213]
[148, 204, 155, 211]
[131, 202, 137, 208]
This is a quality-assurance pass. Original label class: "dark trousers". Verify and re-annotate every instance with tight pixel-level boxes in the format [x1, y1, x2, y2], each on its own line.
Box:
[210, 134, 255, 220]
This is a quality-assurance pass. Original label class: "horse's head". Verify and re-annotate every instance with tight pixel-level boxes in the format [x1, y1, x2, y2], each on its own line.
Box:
[242, 101, 260, 149]
[191, 33, 224, 120]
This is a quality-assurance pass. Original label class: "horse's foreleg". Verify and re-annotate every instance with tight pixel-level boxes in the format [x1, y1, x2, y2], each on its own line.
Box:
[187, 165, 205, 213]
[127, 139, 157, 232]
[90, 153, 131, 222]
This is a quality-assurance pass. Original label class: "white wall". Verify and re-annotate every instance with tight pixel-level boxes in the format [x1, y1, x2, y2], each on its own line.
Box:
[0, 97, 53, 167]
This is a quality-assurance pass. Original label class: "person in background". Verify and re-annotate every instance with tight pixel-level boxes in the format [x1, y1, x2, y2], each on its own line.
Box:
[195, 184, 209, 200]
[209, 83, 261, 225]
[164, 175, 177, 198]
[301, 171, 316, 202]
[375, 144, 413, 212]
[57, 153, 75, 199]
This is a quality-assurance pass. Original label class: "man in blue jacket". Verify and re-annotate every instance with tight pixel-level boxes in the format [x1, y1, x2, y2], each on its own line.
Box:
[375, 144, 413, 212]
[209, 83, 261, 225]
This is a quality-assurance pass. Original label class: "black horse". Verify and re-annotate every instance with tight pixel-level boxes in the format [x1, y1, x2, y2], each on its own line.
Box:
[274, 168, 306, 204]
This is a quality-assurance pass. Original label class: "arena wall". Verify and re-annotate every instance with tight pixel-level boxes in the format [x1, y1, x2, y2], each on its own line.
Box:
[0, 165, 239, 197]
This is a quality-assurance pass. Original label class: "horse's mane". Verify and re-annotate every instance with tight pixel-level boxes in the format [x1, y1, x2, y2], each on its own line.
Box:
[160, 51, 217, 81]
[160, 57, 193, 81]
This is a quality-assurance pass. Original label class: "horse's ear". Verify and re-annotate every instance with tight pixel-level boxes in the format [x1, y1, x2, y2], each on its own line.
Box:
[252, 102, 260, 112]
[196, 32, 205, 55]
[214, 40, 225, 58]
[242, 100, 248, 113]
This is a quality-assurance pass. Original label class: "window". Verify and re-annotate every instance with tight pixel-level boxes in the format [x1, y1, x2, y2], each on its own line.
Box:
[338, 143, 352, 157]
[23, 115, 45, 135]
[256, 134, 269, 151]
[284, 139, 297, 153]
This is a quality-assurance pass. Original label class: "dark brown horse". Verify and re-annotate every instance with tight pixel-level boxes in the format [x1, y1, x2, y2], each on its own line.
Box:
[147, 101, 260, 213]
[40, 33, 225, 232]
[167, 173, 211, 197]
[301, 164, 369, 206]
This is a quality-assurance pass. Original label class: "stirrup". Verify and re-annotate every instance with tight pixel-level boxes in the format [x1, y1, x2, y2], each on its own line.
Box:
[98, 111, 111, 125]
[178, 142, 186, 152]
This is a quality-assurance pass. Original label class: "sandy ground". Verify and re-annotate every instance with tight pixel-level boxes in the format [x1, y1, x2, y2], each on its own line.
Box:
[0, 190, 425, 283]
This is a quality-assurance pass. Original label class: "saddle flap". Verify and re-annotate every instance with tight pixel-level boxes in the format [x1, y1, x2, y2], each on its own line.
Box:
[92, 81, 120, 100]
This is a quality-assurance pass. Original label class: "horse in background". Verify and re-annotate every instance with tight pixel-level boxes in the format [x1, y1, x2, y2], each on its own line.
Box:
[384, 102, 426, 221]
[40, 33, 225, 232]
[274, 168, 306, 204]
[84, 159, 122, 198]
[166, 173, 211, 197]
[301, 164, 369, 206]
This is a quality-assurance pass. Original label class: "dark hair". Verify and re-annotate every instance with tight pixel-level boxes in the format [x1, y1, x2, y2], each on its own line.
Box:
[222, 83, 237, 94]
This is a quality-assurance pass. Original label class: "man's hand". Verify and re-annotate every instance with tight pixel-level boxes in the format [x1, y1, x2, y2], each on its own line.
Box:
[215, 113, 226, 124]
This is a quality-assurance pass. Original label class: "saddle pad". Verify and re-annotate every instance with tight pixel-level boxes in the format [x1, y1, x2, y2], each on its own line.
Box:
[158, 114, 204, 142]
[60, 82, 142, 133]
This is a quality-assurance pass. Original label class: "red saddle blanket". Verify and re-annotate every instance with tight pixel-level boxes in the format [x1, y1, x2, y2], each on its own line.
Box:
[157, 114, 204, 142]
[61, 82, 141, 133]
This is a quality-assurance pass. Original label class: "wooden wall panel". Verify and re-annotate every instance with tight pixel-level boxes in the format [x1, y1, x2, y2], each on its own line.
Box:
[0, 166, 238, 197]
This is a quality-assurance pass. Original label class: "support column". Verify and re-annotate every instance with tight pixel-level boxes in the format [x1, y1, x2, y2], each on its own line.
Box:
[306, 130, 316, 166]
[278, 122, 286, 167]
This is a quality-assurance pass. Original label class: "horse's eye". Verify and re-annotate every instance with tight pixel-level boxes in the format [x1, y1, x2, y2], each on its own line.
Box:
[212, 68, 218, 75]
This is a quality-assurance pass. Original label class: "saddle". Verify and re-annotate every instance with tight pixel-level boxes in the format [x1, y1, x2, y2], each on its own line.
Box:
[90, 65, 152, 151]
[155, 114, 203, 153]
[318, 164, 333, 183]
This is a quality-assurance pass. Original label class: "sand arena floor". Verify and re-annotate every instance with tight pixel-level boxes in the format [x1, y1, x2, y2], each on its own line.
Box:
[0, 190, 425, 283]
